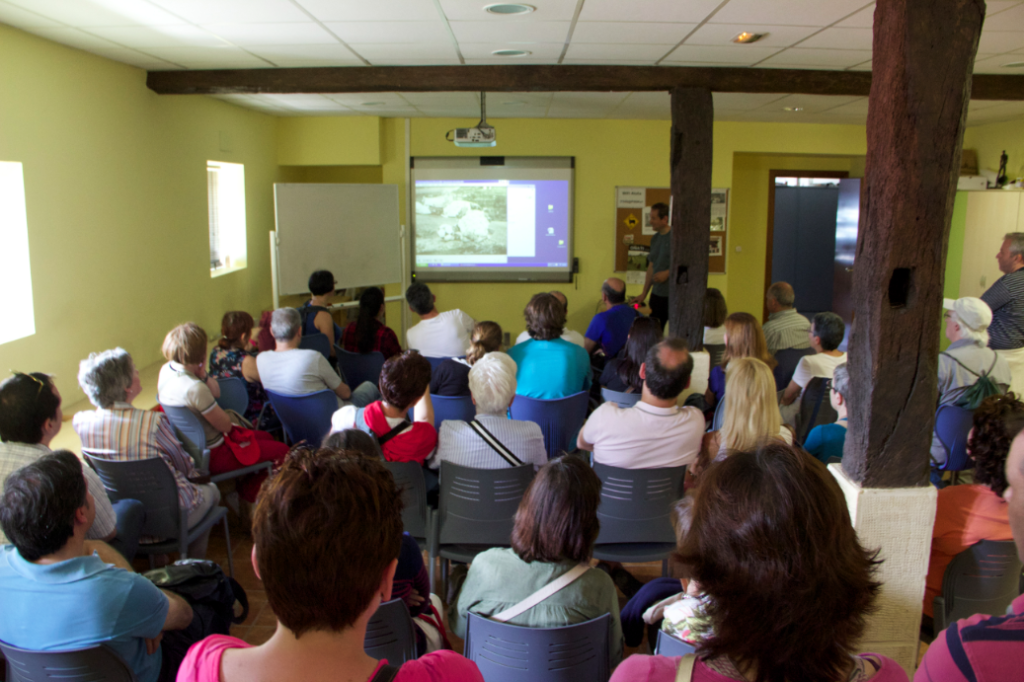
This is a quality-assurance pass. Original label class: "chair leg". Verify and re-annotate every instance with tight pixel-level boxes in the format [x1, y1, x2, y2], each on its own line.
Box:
[441, 558, 450, 598]
[148, 554, 156, 570]
[428, 551, 436, 595]
[223, 517, 234, 578]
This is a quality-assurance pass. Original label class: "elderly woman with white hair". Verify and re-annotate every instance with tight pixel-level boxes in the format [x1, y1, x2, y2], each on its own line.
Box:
[73, 347, 222, 556]
[931, 297, 1015, 466]
[429, 352, 547, 470]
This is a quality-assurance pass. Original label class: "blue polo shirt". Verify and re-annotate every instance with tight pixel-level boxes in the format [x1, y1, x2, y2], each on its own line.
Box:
[508, 338, 592, 399]
[585, 304, 639, 358]
[0, 546, 168, 682]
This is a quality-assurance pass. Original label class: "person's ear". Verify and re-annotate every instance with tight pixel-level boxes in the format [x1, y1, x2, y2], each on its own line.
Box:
[74, 503, 90, 526]
[378, 557, 398, 604]
[639, 362, 647, 381]
[251, 545, 261, 581]
[837, 393, 846, 407]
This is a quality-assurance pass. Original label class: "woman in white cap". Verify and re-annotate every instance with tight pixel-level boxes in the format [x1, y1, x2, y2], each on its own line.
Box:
[931, 297, 1014, 466]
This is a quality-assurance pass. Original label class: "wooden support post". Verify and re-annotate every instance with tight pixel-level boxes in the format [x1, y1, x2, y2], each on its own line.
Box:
[668, 87, 713, 349]
[843, 0, 984, 487]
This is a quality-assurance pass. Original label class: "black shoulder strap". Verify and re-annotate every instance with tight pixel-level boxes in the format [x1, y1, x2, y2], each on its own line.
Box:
[370, 664, 400, 682]
[470, 420, 524, 467]
[940, 351, 980, 378]
[378, 419, 412, 447]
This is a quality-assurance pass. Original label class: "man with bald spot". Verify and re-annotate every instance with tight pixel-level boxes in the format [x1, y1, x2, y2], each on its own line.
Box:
[584, 277, 639, 358]
[762, 281, 812, 355]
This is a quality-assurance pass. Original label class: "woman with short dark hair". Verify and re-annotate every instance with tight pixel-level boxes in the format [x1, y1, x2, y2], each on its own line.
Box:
[176, 447, 483, 682]
[611, 442, 905, 682]
[300, 269, 344, 362]
[453, 455, 623, 667]
[507, 293, 591, 399]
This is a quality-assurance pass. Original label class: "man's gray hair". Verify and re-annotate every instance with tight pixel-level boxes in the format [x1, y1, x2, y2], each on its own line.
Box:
[766, 282, 795, 308]
[831, 363, 850, 399]
[271, 307, 302, 342]
[468, 352, 517, 414]
[1005, 232, 1024, 259]
[78, 348, 134, 408]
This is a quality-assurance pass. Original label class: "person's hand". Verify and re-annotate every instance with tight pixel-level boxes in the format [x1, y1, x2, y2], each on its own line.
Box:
[145, 634, 163, 656]
[408, 589, 426, 608]
[629, 295, 644, 307]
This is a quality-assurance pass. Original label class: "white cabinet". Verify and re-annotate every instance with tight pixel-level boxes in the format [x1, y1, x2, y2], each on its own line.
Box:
[959, 190, 1024, 298]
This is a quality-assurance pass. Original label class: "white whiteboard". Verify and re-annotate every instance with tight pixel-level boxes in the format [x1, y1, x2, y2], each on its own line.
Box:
[273, 183, 401, 295]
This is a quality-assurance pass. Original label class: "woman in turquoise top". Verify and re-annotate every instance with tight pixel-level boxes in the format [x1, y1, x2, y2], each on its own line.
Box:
[508, 293, 591, 399]
[452, 455, 623, 667]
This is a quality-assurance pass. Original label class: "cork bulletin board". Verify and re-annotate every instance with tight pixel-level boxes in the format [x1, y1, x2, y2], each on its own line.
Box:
[614, 186, 728, 279]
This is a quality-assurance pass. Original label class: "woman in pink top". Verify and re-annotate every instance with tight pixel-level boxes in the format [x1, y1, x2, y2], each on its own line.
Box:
[176, 448, 482, 682]
[611, 442, 908, 682]
[923, 393, 1020, 620]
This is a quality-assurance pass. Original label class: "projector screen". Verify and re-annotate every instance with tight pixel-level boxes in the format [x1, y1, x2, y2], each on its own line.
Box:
[411, 157, 574, 282]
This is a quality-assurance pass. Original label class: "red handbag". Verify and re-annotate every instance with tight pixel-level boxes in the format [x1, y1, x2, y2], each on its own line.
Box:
[224, 427, 261, 466]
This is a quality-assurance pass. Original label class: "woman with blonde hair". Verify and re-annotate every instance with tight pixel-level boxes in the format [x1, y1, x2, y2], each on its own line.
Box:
[431, 321, 503, 396]
[698, 357, 792, 473]
[704, 312, 776, 410]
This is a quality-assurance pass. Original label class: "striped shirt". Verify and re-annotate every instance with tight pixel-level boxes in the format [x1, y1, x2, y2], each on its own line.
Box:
[915, 593, 1024, 681]
[73, 403, 203, 514]
[0, 441, 117, 544]
[763, 308, 812, 354]
[982, 268, 1024, 350]
[429, 413, 547, 471]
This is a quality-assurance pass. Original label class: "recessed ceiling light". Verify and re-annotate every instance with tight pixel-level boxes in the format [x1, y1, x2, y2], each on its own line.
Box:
[783, 106, 804, 112]
[1001, 61, 1024, 68]
[485, 3, 535, 14]
[361, 101, 386, 106]
[492, 49, 532, 57]
[733, 32, 767, 44]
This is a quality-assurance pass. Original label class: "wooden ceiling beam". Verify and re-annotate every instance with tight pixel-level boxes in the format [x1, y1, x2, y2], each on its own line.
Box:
[145, 65, 1023, 100]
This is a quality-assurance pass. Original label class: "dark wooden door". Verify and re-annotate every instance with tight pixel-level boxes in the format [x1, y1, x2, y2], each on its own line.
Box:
[832, 178, 861, 330]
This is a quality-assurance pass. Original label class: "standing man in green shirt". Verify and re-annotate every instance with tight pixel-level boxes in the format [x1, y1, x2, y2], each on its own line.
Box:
[630, 202, 672, 330]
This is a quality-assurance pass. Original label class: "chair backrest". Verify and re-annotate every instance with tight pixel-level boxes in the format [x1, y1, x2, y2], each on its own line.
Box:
[705, 344, 726, 368]
[437, 461, 535, 547]
[0, 641, 138, 682]
[215, 377, 249, 415]
[264, 389, 337, 446]
[593, 462, 685, 545]
[654, 629, 696, 657]
[937, 539, 1023, 630]
[364, 599, 418, 665]
[600, 388, 641, 408]
[82, 455, 183, 543]
[432, 394, 477, 429]
[337, 349, 386, 389]
[796, 377, 838, 443]
[160, 404, 208, 453]
[773, 347, 815, 391]
[299, 333, 331, 361]
[935, 404, 976, 472]
[508, 391, 589, 459]
[464, 613, 610, 682]
[383, 461, 429, 540]
[426, 356, 449, 371]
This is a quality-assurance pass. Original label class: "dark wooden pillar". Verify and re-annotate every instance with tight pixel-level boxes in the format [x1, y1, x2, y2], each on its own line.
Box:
[668, 87, 713, 349]
[843, 0, 984, 487]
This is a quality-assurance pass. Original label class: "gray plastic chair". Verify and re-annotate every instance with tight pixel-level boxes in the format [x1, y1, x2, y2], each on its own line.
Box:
[83, 454, 234, 576]
[796, 377, 838, 444]
[592, 462, 686, 575]
[364, 599, 418, 665]
[299, 332, 332, 361]
[383, 461, 430, 550]
[215, 376, 249, 415]
[933, 539, 1023, 634]
[156, 404, 272, 485]
[430, 461, 535, 593]
[654, 629, 696, 657]
[0, 641, 137, 682]
[465, 612, 610, 682]
[600, 388, 641, 408]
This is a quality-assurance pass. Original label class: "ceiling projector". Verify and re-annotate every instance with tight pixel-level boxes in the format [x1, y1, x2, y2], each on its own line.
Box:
[447, 92, 497, 148]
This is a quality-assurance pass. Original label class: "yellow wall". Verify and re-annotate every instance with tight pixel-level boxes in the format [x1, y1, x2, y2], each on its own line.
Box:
[0, 25, 279, 404]
[963, 119, 1024, 180]
[276, 117, 381, 166]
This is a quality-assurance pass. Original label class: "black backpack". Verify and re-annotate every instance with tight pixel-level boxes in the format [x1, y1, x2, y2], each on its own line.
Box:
[145, 559, 248, 635]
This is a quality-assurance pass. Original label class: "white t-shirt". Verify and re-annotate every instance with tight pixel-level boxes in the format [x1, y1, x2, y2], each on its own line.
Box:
[331, 404, 413, 439]
[256, 348, 342, 396]
[515, 328, 586, 348]
[157, 362, 223, 447]
[792, 352, 847, 391]
[581, 402, 704, 469]
[703, 325, 726, 345]
[407, 309, 475, 358]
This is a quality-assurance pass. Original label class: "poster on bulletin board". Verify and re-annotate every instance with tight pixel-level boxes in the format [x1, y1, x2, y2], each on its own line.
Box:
[614, 187, 728, 277]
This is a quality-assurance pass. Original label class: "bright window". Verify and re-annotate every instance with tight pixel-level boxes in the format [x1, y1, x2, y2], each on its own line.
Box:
[0, 162, 35, 345]
[207, 161, 247, 277]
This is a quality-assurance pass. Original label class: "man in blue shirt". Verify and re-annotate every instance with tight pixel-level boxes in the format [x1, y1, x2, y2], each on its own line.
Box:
[629, 202, 672, 330]
[584, 277, 639, 359]
[0, 450, 194, 682]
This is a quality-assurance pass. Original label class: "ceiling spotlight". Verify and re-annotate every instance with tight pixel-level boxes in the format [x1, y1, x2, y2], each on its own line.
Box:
[361, 101, 386, 106]
[783, 106, 804, 112]
[492, 49, 532, 57]
[485, 3, 535, 15]
[733, 32, 767, 44]
[1001, 61, 1024, 68]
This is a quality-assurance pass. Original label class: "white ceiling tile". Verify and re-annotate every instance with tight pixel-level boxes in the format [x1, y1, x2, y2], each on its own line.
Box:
[545, 108, 614, 118]
[821, 97, 870, 116]
[449, 20, 570, 43]
[85, 24, 231, 48]
[979, 31, 1024, 54]
[146, 0, 310, 24]
[246, 44, 361, 62]
[84, 45, 183, 69]
[564, 43, 672, 60]
[297, 0, 441, 22]
[847, 58, 872, 71]
[365, 56, 463, 65]
[762, 94, 864, 113]
[201, 23, 338, 46]
[979, 3, 1024, 31]
[4, 0, 185, 26]
[140, 45, 272, 67]
[571, 22, 697, 45]
[0, 1, 62, 29]
[711, 0, 873, 27]
[758, 47, 872, 69]
[400, 92, 480, 106]
[968, 99, 1011, 111]
[323, 21, 452, 43]
[798, 27, 873, 51]
[987, 2, 1024, 19]
[323, 92, 412, 106]
[973, 54, 1024, 73]
[579, 0, 725, 24]
[661, 44, 781, 65]
[684, 23, 819, 48]
[352, 43, 460, 60]
[711, 92, 790, 110]
[416, 108, 480, 117]
[439, 0, 579, 21]
[459, 42, 564, 58]
[22, 26, 124, 51]
[560, 58, 660, 65]
[834, 4, 874, 28]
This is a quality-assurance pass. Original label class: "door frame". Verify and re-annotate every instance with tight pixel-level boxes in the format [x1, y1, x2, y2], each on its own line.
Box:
[763, 170, 850, 322]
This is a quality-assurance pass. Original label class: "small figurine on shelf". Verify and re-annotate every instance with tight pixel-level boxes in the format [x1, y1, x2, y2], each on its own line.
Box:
[997, 150, 1009, 188]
